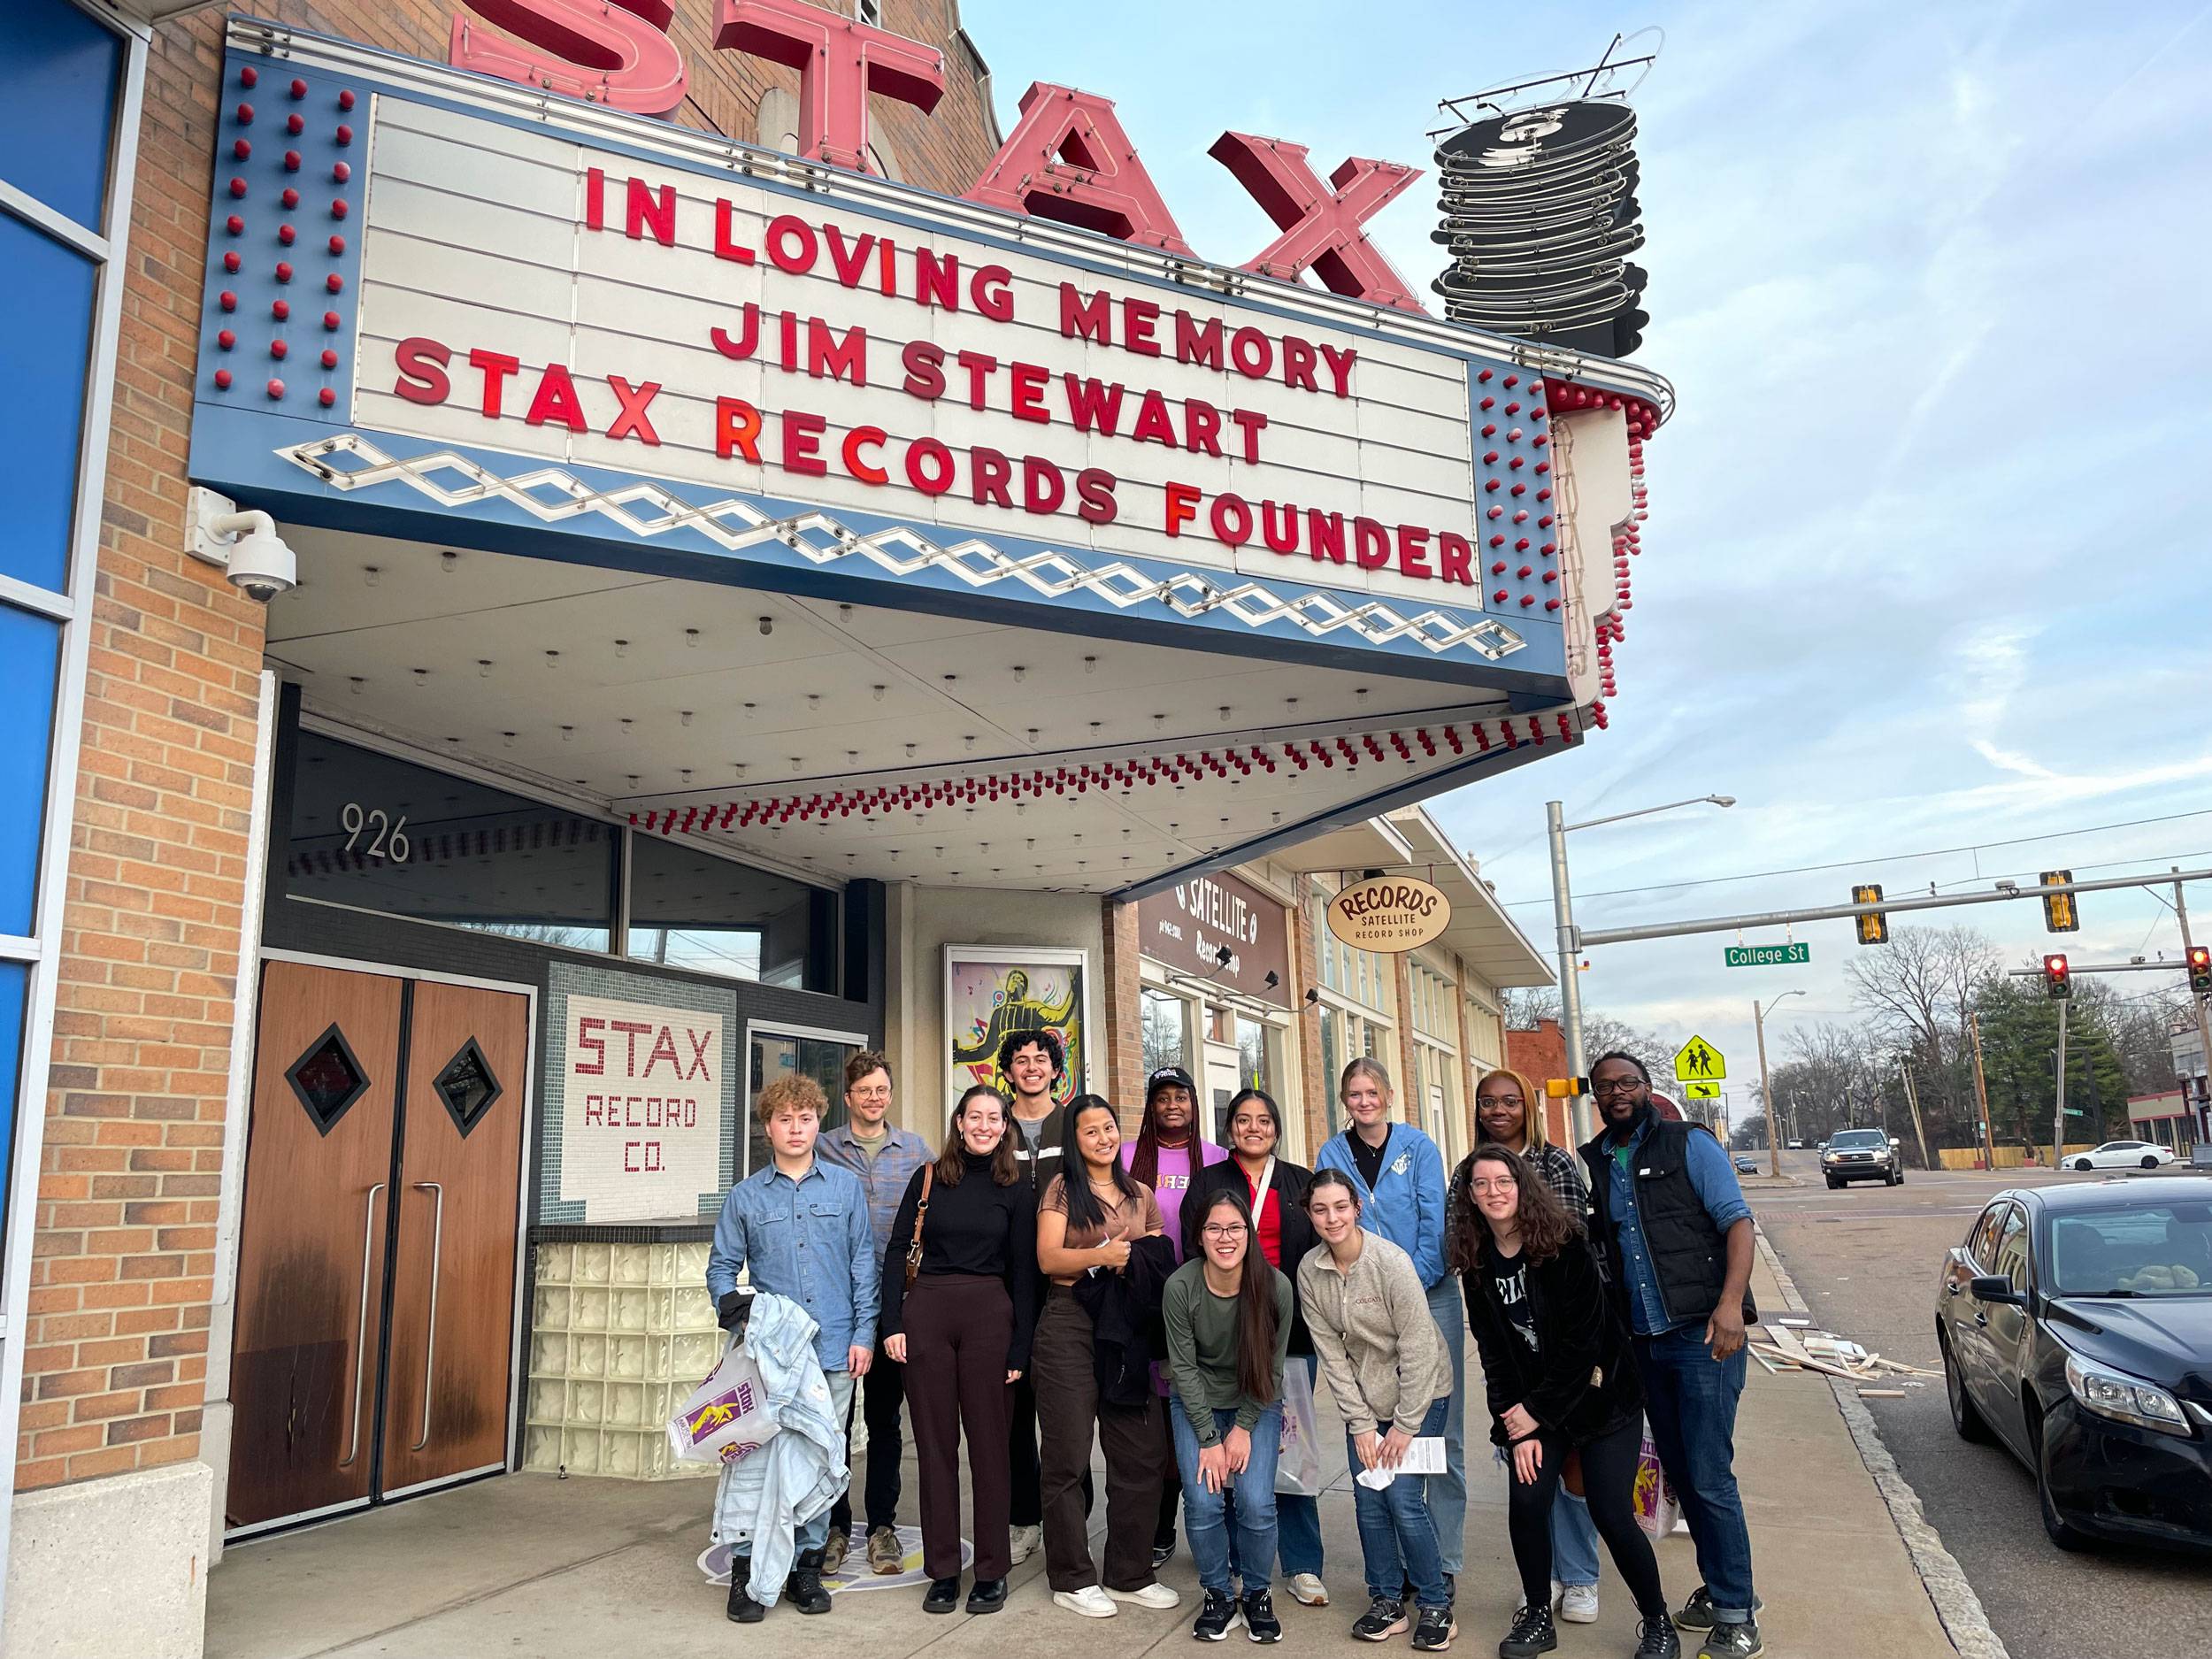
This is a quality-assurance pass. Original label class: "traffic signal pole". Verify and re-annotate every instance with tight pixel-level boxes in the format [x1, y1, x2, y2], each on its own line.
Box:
[2052, 998, 2070, 1168]
[2175, 872, 2212, 1138]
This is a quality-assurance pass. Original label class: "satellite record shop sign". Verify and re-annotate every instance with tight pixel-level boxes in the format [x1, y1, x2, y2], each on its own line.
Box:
[1327, 875, 1452, 954]
[180, 14, 1647, 683]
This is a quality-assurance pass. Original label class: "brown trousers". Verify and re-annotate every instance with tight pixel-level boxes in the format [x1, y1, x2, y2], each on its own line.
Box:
[1033, 1286, 1165, 1593]
[902, 1273, 1014, 1580]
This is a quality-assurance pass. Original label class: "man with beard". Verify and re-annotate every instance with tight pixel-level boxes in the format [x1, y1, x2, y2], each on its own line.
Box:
[1000, 1026, 1073, 1567]
[1578, 1052, 1762, 1659]
[1124, 1064, 1229, 1565]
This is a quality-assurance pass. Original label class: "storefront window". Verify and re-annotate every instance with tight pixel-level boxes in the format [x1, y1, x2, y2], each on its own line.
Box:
[281, 731, 618, 950]
[1236, 1015, 1270, 1093]
[1318, 1004, 1340, 1137]
[745, 1027, 861, 1176]
[626, 835, 835, 992]
[1142, 986, 1189, 1075]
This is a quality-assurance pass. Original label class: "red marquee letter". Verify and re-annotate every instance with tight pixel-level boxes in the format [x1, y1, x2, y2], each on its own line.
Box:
[449, 1, 687, 118]
[1208, 132, 1423, 312]
[966, 82, 1192, 255]
[714, 0, 946, 174]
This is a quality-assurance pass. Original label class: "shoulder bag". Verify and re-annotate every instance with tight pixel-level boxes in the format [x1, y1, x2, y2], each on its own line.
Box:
[904, 1165, 934, 1289]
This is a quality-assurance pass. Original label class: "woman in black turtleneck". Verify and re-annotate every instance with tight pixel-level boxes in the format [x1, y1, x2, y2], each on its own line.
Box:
[882, 1086, 1038, 1616]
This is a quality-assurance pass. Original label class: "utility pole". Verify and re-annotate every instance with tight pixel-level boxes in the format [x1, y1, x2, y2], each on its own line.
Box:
[2176, 872, 2212, 1144]
[1545, 801, 1588, 1142]
[2051, 999, 2070, 1168]
[1968, 1012, 1997, 1171]
[1755, 998, 1783, 1179]
[1897, 1056, 1931, 1171]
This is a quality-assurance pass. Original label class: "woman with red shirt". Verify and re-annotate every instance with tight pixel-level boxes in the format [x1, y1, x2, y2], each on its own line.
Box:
[1181, 1087, 1325, 1608]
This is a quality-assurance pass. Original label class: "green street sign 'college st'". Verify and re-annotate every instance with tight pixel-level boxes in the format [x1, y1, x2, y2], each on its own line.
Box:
[1725, 942, 1810, 968]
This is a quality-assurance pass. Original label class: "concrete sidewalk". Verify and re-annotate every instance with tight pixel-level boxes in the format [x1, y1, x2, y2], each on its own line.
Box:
[207, 1241, 1957, 1658]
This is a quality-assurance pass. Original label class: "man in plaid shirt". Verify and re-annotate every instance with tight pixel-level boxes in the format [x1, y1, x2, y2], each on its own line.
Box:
[818, 1050, 933, 1575]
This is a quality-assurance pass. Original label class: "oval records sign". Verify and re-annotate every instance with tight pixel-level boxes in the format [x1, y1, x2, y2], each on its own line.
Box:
[1326, 876, 1452, 953]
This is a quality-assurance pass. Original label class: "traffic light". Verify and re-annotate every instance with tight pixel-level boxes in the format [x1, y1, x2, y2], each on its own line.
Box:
[1546, 1076, 1588, 1099]
[2042, 954, 2071, 1000]
[1853, 883, 1889, 945]
[2040, 871, 2079, 933]
[2189, 945, 2212, 996]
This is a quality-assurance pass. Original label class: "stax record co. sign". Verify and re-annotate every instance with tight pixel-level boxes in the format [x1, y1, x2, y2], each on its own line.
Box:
[447, 0, 1426, 311]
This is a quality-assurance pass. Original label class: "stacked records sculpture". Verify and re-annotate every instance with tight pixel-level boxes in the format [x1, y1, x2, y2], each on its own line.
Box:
[1432, 101, 1647, 358]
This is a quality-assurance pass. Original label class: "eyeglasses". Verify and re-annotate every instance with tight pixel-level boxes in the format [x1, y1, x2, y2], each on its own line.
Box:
[1469, 1178, 1518, 1194]
[1591, 1078, 1644, 1096]
[1202, 1223, 1248, 1240]
[1478, 1095, 1526, 1110]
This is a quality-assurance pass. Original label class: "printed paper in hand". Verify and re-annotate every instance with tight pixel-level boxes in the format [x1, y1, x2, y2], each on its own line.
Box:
[1354, 1435, 1447, 1489]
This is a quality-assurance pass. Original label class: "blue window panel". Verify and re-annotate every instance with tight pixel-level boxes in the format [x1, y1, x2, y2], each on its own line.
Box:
[0, 0, 120, 232]
[0, 961, 24, 1271]
[0, 211, 96, 594]
[0, 604, 62, 938]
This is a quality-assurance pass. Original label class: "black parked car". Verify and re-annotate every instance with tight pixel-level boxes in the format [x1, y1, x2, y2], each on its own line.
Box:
[1935, 1177, 2212, 1552]
[1822, 1126, 1902, 1187]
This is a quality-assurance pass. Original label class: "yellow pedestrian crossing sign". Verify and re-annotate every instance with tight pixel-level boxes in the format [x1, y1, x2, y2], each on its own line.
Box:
[1685, 1079, 1723, 1101]
[1673, 1036, 1725, 1082]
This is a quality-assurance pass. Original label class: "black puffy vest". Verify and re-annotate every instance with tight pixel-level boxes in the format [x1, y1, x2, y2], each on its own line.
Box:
[1580, 1119, 1756, 1330]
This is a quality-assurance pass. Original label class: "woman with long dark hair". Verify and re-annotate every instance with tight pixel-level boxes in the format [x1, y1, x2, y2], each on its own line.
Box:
[1162, 1187, 1293, 1642]
[1448, 1067, 1602, 1627]
[1033, 1095, 1179, 1618]
[881, 1087, 1037, 1617]
[1298, 1169, 1455, 1652]
[1459, 1147, 1676, 1659]
[1182, 1087, 1326, 1607]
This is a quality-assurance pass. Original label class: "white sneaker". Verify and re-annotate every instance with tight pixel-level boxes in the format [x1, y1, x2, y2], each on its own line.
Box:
[1514, 1580, 1567, 1615]
[1559, 1584, 1599, 1624]
[1053, 1586, 1118, 1619]
[1286, 1573, 1328, 1607]
[1108, 1581, 1182, 1609]
[1009, 1524, 1042, 1565]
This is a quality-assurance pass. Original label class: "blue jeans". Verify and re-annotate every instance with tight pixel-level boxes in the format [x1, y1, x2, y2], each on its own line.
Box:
[1227, 1356, 1324, 1580]
[1553, 1490, 1601, 1587]
[1635, 1325, 1754, 1620]
[1171, 1399, 1281, 1596]
[1348, 1397, 1448, 1609]
[738, 1371, 855, 1558]
[1423, 1278, 1469, 1574]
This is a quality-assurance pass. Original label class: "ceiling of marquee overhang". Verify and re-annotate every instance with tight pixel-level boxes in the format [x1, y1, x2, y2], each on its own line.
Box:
[265, 527, 1586, 894]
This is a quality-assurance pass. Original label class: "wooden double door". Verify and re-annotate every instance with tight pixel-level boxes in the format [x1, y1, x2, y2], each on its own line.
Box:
[227, 961, 528, 1533]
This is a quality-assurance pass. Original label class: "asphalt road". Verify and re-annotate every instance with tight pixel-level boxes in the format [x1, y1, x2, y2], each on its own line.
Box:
[1754, 1152, 2211, 1659]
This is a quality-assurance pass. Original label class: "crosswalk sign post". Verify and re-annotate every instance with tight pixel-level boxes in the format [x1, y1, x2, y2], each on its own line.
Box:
[1673, 1035, 1726, 1082]
[1685, 1079, 1723, 1100]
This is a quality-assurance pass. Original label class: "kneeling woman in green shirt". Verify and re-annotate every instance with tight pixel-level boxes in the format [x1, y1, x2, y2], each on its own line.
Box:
[1164, 1187, 1294, 1643]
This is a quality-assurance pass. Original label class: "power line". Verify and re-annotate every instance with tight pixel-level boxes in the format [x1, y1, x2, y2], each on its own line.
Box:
[1501, 806, 2212, 907]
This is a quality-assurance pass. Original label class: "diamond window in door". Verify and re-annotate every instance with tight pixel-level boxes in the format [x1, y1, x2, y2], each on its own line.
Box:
[286, 1022, 373, 1134]
[431, 1036, 503, 1136]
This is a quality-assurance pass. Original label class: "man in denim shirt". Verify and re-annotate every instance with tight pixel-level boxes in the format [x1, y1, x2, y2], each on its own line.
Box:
[710, 1074, 879, 1621]
[1578, 1053, 1762, 1659]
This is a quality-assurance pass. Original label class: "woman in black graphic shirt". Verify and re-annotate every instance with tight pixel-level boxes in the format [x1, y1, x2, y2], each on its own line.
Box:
[1457, 1147, 1676, 1659]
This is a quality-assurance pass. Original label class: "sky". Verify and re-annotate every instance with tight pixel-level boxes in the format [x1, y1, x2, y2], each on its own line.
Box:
[960, 0, 2212, 1098]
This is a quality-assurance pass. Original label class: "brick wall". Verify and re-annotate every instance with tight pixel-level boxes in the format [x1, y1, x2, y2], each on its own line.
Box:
[1505, 1016, 1571, 1146]
[1097, 898, 1142, 1127]
[1291, 900, 1328, 1155]
[15, 0, 1000, 1495]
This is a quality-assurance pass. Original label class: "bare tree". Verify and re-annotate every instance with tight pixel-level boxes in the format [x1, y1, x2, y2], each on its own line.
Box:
[1844, 924, 1999, 1137]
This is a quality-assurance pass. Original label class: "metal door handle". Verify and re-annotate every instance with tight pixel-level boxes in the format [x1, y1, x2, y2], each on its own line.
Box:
[411, 1182, 444, 1451]
[1947, 1280, 1962, 1295]
[340, 1182, 386, 1469]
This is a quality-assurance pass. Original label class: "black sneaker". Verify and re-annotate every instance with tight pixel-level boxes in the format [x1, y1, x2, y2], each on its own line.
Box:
[1155, 1538, 1179, 1570]
[1695, 1622, 1763, 1659]
[1412, 1604, 1457, 1652]
[1193, 1587, 1245, 1641]
[1242, 1589, 1282, 1643]
[923, 1576, 962, 1615]
[727, 1558, 767, 1624]
[1674, 1590, 1764, 1632]
[1498, 1602, 1557, 1659]
[966, 1577, 1008, 1615]
[1351, 1595, 1409, 1641]
[783, 1548, 832, 1615]
[1636, 1617, 1683, 1658]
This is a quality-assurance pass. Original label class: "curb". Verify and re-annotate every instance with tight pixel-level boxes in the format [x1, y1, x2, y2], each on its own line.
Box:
[1753, 1225, 2011, 1659]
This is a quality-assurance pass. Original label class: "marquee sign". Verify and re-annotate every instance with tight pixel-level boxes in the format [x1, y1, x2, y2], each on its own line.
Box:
[188, 22, 1666, 694]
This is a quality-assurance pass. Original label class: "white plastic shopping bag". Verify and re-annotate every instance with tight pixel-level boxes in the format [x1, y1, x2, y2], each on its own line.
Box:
[667, 1334, 782, 1466]
[1275, 1360, 1323, 1497]
[1631, 1431, 1679, 1538]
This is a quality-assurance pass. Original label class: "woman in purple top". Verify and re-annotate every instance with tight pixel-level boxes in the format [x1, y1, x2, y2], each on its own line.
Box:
[1122, 1064, 1228, 1564]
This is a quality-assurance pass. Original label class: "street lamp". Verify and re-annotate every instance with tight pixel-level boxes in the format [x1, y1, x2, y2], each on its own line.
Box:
[1548, 794, 1736, 1140]
[1754, 989, 1806, 1178]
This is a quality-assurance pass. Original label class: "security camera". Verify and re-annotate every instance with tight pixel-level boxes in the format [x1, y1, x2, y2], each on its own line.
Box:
[186, 487, 297, 603]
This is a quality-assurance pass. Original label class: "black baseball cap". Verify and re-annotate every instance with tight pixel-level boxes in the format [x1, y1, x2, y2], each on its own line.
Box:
[1147, 1065, 1197, 1103]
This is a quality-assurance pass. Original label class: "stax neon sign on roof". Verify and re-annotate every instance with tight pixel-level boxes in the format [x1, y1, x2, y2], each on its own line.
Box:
[448, 0, 1425, 311]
